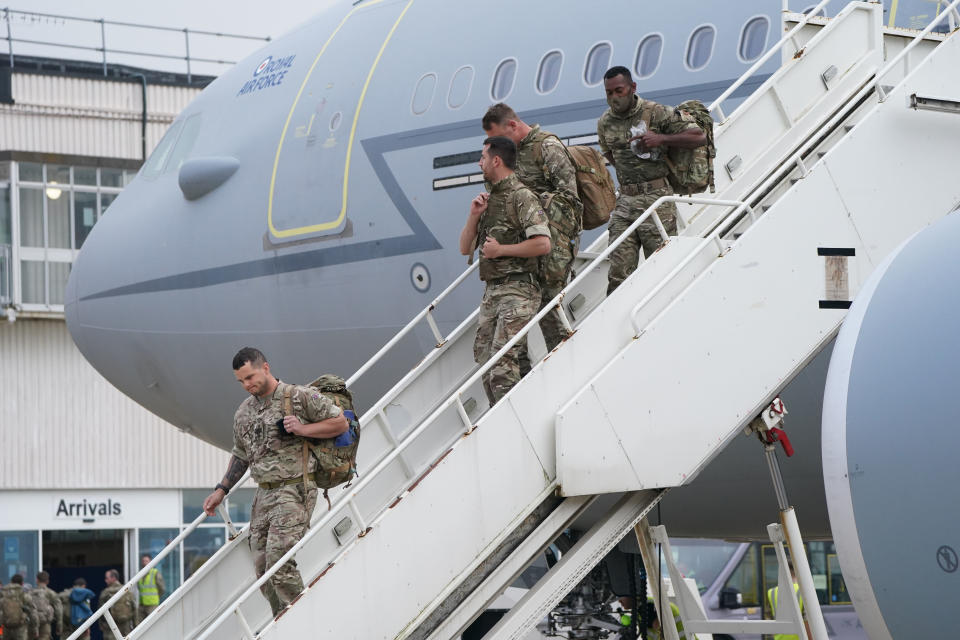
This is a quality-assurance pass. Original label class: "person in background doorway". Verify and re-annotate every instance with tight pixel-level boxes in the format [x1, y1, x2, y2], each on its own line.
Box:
[68, 577, 96, 638]
[0, 574, 38, 640]
[98, 569, 136, 636]
[137, 553, 165, 624]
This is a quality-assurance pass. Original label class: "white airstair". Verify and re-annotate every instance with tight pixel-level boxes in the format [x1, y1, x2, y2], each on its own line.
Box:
[73, 2, 960, 639]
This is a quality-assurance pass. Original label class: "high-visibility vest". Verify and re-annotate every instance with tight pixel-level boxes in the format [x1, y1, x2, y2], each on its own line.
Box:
[646, 598, 695, 640]
[138, 568, 160, 606]
[767, 582, 804, 640]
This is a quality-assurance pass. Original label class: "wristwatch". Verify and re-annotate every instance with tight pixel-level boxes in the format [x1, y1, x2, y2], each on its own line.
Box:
[215, 483, 230, 495]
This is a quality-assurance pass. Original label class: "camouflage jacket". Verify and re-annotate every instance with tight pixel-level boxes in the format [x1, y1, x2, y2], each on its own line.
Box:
[99, 583, 136, 623]
[515, 125, 583, 239]
[231, 381, 342, 484]
[477, 174, 550, 282]
[597, 95, 699, 186]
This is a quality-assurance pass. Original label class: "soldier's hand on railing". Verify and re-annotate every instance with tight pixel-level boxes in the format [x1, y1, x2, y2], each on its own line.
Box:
[202, 489, 225, 516]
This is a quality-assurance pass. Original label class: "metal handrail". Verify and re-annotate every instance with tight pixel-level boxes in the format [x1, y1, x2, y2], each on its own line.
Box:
[710, 0, 832, 121]
[66, 474, 250, 640]
[197, 188, 755, 640]
[875, 0, 960, 101]
[2, 7, 270, 81]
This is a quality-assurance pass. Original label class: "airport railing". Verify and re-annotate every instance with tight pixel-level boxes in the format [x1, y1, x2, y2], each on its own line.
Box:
[66, 481, 248, 640]
[2, 7, 270, 82]
[710, 0, 832, 121]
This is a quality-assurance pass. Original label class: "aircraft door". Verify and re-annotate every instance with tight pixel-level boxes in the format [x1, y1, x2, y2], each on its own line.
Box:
[267, 0, 413, 243]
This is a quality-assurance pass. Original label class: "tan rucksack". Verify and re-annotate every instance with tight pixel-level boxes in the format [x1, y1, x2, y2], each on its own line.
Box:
[282, 375, 361, 508]
[536, 136, 616, 231]
[31, 589, 55, 624]
[0, 585, 25, 628]
[566, 145, 617, 229]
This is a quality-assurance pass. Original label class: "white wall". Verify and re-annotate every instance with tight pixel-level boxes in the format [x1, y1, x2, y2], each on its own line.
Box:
[0, 318, 233, 489]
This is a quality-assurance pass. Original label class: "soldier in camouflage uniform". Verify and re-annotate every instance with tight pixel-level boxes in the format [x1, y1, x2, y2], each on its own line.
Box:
[98, 569, 136, 636]
[459, 136, 552, 404]
[203, 347, 348, 616]
[0, 574, 38, 640]
[482, 103, 583, 358]
[598, 66, 707, 294]
[32, 572, 62, 640]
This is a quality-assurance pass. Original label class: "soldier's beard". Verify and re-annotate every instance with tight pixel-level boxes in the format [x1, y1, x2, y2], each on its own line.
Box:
[607, 94, 635, 114]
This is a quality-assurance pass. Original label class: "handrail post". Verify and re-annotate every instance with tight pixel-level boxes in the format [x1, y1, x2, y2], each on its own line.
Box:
[103, 609, 123, 639]
[5, 8, 13, 68]
[99, 18, 107, 76]
[219, 501, 240, 539]
[183, 27, 192, 83]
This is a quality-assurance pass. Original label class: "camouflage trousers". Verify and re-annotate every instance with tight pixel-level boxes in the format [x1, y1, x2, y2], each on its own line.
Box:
[138, 603, 157, 624]
[474, 279, 540, 405]
[538, 230, 579, 350]
[607, 189, 678, 295]
[249, 483, 317, 615]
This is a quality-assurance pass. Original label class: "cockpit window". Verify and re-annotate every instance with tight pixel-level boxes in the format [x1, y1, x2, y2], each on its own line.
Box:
[584, 42, 612, 86]
[448, 66, 474, 110]
[686, 25, 716, 70]
[491, 58, 517, 101]
[536, 50, 563, 94]
[164, 113, 203, 175]
[412, 73, 437, 115]
[634, 34, 663, 79]
[141, 119, 183, 179]
[739, 16, 770, 61]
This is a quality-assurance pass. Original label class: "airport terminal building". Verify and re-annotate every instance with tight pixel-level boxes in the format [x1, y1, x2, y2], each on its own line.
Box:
[0, 37, 260, 604]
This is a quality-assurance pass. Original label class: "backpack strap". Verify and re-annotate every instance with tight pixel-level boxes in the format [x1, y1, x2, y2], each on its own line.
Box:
[282, 384, 312, 489]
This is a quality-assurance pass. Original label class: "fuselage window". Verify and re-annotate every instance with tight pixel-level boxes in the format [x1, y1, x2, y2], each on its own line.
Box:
[412, 73, 437, 115]
[491, 58, 517, 101]
[448, 65, 474, 109]
[141, 119, 183, 179]
[536, 50, 563, 94]
[685, 25, 716, 70]
[634, 34, 663, 79]
[164, 113, 203, 175]
[583, 42, 612, 86]
[739, 16, 770, 61]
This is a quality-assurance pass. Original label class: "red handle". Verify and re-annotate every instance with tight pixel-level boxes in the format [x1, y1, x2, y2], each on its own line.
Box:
[769, 427, 795, 457]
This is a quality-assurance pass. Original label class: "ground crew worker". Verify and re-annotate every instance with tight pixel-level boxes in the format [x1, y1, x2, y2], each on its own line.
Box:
[644, 596, 696, 640]
[481, 103, 583, 362]
[202, 347, 348, 617]
[99, 569, 136, 636]
[0, 574, 38, 640]
[459, 136, 552, 404]
[32, 572, 62, 640]
[597, 65, 707, 294]
[766, 567, 812, 640]
[137, 553, 165, 624]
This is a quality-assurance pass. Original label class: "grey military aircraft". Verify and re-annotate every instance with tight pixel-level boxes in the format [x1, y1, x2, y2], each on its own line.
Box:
[64, 0, 957, 637]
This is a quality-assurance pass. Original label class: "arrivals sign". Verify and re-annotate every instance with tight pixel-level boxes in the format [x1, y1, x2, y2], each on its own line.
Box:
[0, 489, 180, 530]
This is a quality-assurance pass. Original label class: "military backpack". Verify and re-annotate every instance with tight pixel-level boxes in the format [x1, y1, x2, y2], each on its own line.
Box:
[0, 586, 25, 627]
[535, 136, 616, 231]
[641, 99, 716, 195]
[32, 589, 55, 624]
[281, 375, 361, 508]
[110, 589, 135, 622]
